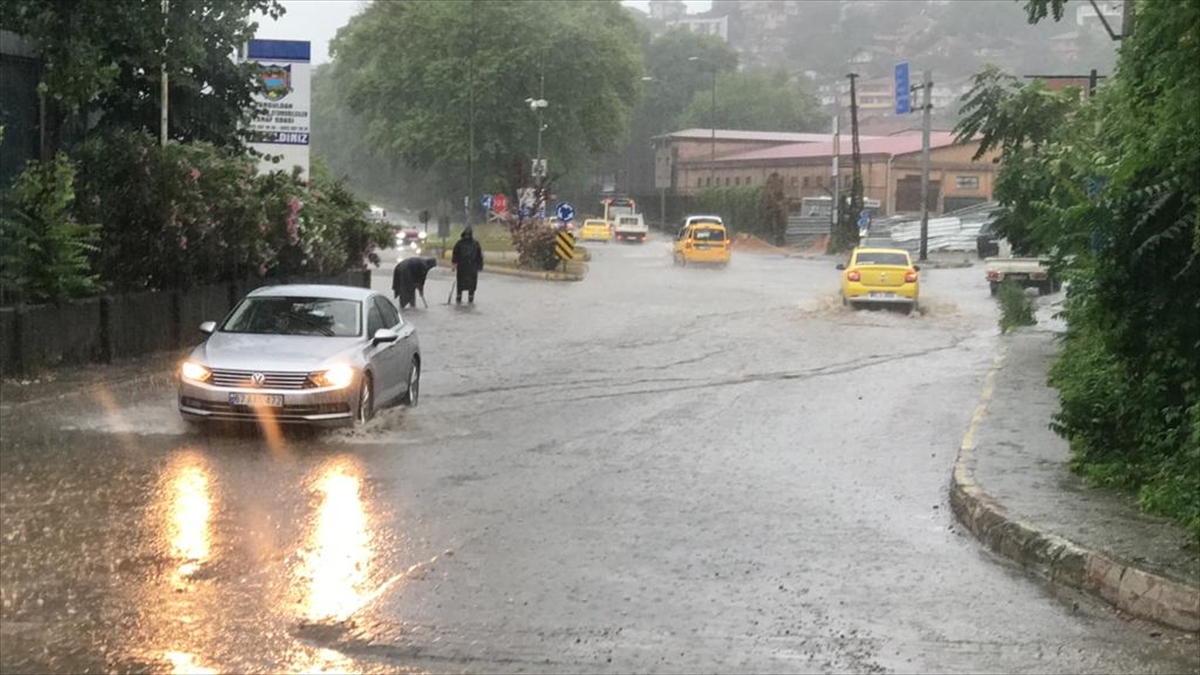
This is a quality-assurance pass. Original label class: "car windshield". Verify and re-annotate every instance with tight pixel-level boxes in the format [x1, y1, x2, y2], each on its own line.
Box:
[693, 228, 725, 241]
[855, 252, 909, 266]
[220, 297, 361, 337]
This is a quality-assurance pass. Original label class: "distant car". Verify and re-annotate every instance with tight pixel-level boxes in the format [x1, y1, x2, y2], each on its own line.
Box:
[396, 226, 428, 252]
[178, 285, 420, 427]
[579, 218, 613, 242]
[673, 217, 730, 267]
[976, 222, 1000, 259]
[837, 247, 920, 314]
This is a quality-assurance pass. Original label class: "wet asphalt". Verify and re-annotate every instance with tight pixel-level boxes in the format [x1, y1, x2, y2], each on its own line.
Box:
[2, 238, 1197, 674]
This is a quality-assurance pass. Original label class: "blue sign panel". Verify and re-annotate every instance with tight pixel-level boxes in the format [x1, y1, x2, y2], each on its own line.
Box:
[556, 202, 575, 222]
[481, 194, 493, 210]
[895, 62, 911, 115]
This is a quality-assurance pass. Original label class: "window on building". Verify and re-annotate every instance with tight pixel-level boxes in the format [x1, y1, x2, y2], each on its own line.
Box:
[725, 177, 730, 186]
[706, 177, 712, 187]
[791, 176, 799, 187]
[802, 176, 810, 188]
[745, 176, 752, 185]
[956, 175, 980, 190]
[734, 177, 741, 186]
[817, 175, 825, 188]
[697, 177, 703, 188]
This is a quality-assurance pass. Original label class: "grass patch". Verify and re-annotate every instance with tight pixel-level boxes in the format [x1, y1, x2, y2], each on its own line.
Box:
[997, 279, 1036, 333]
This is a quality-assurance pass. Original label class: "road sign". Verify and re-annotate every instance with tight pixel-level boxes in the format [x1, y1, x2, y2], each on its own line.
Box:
[895, 62, 911, 115]
[532, 159, 547, 178]
[857, 210, 871, 229]
[555, 230, 576, 261]
[481, 194, 493, 210]
[418, 209, 430, 225]
[492, 193, 508, 213]
[518, 205, 532, 219]
[556, 202, 575, 222]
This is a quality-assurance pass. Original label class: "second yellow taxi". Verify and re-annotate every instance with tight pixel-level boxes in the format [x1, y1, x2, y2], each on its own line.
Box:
[837, 247, 920, 314]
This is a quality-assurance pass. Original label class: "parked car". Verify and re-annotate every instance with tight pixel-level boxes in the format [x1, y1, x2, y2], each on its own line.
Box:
[673, 216, 730, 267]
[178, 285, 420, 428]
[976, 222, 1000, 259]
[837, 247, 920, 314]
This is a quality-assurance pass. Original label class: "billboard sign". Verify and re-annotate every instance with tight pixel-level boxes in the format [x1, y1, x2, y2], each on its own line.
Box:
[241, 39, 311, 180]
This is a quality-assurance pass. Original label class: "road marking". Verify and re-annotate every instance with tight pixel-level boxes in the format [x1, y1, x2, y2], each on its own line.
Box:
[960, 347, 1006, 453]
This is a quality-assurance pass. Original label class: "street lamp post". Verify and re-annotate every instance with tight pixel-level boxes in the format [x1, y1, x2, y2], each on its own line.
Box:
[688, 56, 717, 187]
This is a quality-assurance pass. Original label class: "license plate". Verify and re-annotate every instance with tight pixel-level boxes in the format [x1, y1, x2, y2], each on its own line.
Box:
[229, 393, 283, 407]
[868, 292, 895, 298]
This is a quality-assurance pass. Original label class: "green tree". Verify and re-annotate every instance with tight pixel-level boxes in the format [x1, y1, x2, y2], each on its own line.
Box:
[0, 155, 99, 304]
[332, 0, 644, 201]
[676, 69, 823, 132]
[0, 0, 284, 150]
[959, 0, 1199, 539]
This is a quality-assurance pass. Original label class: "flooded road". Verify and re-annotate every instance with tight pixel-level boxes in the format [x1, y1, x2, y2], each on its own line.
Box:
[2, 239, 1196, 673]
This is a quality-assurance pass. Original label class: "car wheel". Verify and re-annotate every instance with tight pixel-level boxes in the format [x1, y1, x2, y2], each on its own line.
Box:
[356, 373, 374, 425]
[402, 358, 420, 407]
[841, 294, 848, 307]
[989, 282, 999, 296]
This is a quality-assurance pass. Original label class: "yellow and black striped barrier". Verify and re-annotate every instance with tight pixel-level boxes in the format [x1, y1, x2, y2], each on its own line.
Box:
[555, 230, 576, 261]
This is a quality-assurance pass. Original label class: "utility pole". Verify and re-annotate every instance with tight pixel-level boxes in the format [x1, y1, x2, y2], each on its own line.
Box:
[160, 0, 169, 146]
[917, 69, 932, 262]
[849, 72, 863, 241]
[467, 4, 476, 226]
[709, 66, 716, 187]
[831, 112, 840, 231]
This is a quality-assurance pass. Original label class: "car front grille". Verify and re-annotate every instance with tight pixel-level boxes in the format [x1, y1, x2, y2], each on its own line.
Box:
[207, 369, 313, 390]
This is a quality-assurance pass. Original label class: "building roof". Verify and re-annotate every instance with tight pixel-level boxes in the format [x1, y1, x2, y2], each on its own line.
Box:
[707, 131, 963, 163]
[654, 128, 836, 143]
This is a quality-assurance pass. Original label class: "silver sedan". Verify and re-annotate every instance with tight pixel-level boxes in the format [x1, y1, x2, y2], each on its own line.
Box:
[178, 285, 420, 427]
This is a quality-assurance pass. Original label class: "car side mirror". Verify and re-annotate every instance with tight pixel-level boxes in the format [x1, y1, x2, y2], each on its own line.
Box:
[912, 265, 921, 271]
[372, 328, 399, 345]
[835, 263, 846, 270]
[199, 321, 216, 335]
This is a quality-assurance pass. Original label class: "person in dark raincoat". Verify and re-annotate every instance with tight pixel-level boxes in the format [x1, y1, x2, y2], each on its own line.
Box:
[451, 227, 485, 304]
[392, 256, 437, 309]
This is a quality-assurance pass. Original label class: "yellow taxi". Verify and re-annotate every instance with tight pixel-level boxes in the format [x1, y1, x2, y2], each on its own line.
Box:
[837, 247, 920, 314]
[673, 217, 731, 267]
[579, 218, 613, 243]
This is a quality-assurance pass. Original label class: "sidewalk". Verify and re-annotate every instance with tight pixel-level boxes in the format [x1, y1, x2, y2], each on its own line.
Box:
[952, 323, 1200, 631]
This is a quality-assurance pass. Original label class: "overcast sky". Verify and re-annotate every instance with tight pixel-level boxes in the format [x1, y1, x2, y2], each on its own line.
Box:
[252, 0, 713, 65]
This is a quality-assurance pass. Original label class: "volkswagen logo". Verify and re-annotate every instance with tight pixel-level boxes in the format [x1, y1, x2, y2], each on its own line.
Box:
[250, 372, 266, 387]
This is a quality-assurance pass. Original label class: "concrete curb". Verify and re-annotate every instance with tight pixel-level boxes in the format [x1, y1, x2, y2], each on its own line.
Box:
[482, 265, 586, 282]
[951, 346, 1200, 632]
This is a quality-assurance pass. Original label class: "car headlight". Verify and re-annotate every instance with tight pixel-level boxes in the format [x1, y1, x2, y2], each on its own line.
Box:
[181, 361, 211, 382]
[418, 231, 428, 240]
[311, 364, 355, 389]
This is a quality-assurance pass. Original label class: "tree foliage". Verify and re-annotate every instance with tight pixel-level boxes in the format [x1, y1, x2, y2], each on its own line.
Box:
[0, 155, 99, 304]
[676, 69, 823, 133]
[69, 131, 390, 293]
[332, 0, 644, 200]
[960, 0, 1199, 539]
[0, 0, 284, 149]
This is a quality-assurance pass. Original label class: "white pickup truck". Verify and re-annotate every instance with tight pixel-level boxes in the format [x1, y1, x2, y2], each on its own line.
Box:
[613, 213, 648, 243]
[984, 239, 1061, 295]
